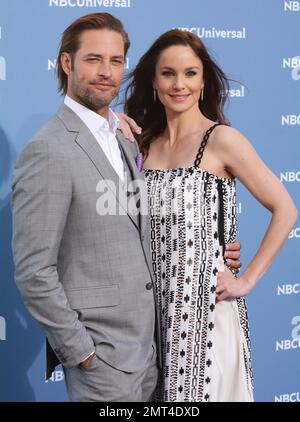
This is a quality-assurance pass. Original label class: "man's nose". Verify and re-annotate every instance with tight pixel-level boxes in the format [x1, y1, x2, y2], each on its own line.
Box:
[97, 61, 112, 78]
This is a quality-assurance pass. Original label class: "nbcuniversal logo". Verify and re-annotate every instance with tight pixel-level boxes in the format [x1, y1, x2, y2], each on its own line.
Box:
[276, 316, 300, 351]
[280, 171, 300, 182]
[282, 56, 300, 81]
[45, 370, 65, 383]
[281, 115, 300, 125]
[283, 1, 300, 11]
[0, 26, 6, 81]
[275, 392, 300, 402]
[288, 227, 300, 239]
[277, 283, 300, 295]
[0, 56, 6, 80]
[0, 316, 6, 341]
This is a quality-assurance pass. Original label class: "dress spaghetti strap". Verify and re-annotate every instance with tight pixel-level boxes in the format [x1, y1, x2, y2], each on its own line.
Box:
[194, 123, 221, 168]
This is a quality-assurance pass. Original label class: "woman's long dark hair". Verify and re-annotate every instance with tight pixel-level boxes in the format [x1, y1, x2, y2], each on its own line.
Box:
[125, 29, 230, 156]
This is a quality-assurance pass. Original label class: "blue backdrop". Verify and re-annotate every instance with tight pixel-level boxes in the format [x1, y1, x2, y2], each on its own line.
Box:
[0, 0, 299, 402]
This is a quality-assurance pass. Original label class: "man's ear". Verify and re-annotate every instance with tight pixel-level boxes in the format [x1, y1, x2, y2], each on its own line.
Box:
[60, 52, 72, 76]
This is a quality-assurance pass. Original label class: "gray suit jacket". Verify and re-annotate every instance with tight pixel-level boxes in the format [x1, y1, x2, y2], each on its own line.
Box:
[12, 104, 160, 379]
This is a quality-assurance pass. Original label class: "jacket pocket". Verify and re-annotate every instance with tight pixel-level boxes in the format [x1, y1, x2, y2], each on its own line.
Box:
[66, 285, 120, 309]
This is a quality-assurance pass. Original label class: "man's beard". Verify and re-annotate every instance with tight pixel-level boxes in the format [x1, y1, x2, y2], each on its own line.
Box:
[73, 82, 119, 112]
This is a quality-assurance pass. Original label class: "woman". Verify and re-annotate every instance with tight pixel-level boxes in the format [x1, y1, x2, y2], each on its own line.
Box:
[124, 30, 298, 402]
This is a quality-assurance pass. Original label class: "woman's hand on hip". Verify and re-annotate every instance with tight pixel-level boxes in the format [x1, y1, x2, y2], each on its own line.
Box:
[216, 266, 253, 302]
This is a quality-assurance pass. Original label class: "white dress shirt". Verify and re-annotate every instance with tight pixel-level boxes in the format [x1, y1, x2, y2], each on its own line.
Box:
[64, 95, 124, 182]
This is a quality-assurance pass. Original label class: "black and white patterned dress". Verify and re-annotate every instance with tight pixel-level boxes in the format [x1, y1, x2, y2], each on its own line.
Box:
[144, 124, 253, 402]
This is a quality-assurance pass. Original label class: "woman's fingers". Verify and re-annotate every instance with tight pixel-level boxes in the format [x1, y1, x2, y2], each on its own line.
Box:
[123, 115, 142, 134]
[226, 259, 242, 269]
[225, 240, 241, 251]
[216, 291, 228, 302]
[116, 113, 142, 142]
[118, 120, 135, 141]
[224, 250, 240, 260]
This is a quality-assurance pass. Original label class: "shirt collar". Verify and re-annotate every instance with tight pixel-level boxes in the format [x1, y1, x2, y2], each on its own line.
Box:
[64, 95, 119, 135]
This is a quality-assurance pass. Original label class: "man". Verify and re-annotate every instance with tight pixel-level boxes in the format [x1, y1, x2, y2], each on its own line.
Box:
[12, 13, 241, 402]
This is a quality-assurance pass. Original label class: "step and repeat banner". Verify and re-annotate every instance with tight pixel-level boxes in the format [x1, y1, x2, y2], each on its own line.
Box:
[0, 0, 299, 402]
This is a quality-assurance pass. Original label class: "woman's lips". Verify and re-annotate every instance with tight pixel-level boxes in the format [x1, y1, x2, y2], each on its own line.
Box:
[169, 94, 191, 102]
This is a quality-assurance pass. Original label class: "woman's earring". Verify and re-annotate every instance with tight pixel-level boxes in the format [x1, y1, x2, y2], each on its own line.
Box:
[201, 87, 204, 102]
[153, 89, 157, 102]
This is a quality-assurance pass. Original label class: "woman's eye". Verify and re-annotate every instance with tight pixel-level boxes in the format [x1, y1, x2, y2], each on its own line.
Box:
[161, 71, 173, 77]
[186, 71, 197, 77]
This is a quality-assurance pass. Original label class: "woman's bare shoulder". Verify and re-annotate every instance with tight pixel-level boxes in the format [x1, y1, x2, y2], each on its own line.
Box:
[211, 125, 249, 152]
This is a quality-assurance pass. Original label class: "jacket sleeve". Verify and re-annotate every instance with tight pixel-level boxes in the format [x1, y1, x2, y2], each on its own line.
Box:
[11, 138, 94, 368]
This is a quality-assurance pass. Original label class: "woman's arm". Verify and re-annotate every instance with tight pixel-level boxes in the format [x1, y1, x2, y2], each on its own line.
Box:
[214, 126, 298, 301]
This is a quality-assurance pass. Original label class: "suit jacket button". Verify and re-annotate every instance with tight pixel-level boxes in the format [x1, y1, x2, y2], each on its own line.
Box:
[146, 282, 153, 290]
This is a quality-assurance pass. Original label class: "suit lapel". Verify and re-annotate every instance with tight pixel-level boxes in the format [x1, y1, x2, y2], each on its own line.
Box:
[116, 132, 141, 182]
[117, 139, 140, 229]
[116, 132, 148, 235]
[57, 104, 139, 231]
